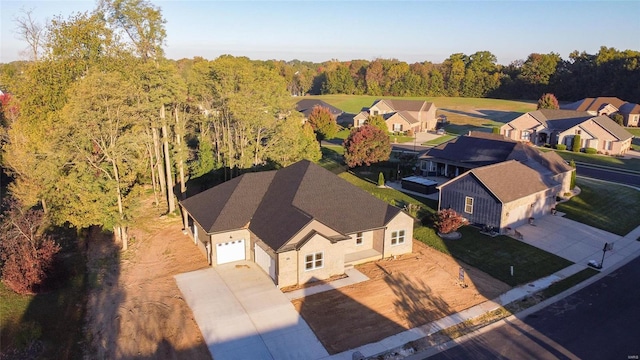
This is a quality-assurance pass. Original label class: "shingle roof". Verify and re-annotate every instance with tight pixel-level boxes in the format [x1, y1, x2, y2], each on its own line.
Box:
[528, 110, 593, 130]
[181, 160, 401, 252]
[619, 102, 640, 115]
[378, 99, 433, 112]
[295, 99, 343, 117]
[396, 110, 420, 124]
[562, 97, 626, 112]
[421, 136, 518, 166]
[469, 160, 557, 203]
[590, 115, 634, 141]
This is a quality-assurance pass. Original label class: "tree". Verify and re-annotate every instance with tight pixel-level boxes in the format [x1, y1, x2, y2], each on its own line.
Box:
[366, 114, 388, 133]
[434, 208, 468, 234]
[609, 113, 624, 126]
[307, 105, 338, 141]
[537, 93, 559, 109]
[572, 134, 581, 152]
[569, 160, 576, 190]
[378, 172, 385, 187]
[13, 8, 45, 61]
[0, 199, 60, 294]
[343, 125, 391, 168]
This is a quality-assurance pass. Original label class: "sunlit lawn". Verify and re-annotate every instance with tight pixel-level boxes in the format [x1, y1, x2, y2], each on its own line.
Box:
[415, 226, 572, 287]
[556, 178, 640, 236]
[549, 149, 640, 172]
[423, 134, 456, 146]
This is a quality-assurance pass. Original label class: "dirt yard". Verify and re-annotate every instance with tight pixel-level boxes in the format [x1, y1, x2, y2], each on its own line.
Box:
[83, 213, 212, 359]
[292, 241, 511, 354]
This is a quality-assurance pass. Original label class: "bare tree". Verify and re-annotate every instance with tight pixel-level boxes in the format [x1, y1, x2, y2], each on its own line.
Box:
[14, 8, 45, 61]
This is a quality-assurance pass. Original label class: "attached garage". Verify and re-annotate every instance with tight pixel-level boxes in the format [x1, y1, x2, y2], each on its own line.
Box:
[254, 243, 276, 281]
[216, 239, 246, 265]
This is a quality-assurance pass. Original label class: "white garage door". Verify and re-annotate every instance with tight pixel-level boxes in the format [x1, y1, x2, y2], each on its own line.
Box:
[216, 239, 245, 265]
[255, 244, 276, 281]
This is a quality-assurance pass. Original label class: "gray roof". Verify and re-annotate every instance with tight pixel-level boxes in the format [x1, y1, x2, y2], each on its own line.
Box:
[181, 160, 401, 252]
[377, 99, 434, 112]
[619, 102, 640, 115]
[528, 110, 593, 130]
[468, 160, 557, 203]
[590, 115, 634, 141]
[296, 99, 343, 117]
[420, 135, 518, 167]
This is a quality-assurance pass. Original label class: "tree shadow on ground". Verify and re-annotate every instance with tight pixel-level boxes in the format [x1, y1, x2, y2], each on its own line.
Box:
[440, 108, 523, 124]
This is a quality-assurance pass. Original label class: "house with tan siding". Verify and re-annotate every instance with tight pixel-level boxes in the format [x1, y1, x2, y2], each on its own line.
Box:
[353, 99, 437, 133]
[561, 97, 640, 127]
[180, 160, 413, 288]
[500, 109, 633, 155]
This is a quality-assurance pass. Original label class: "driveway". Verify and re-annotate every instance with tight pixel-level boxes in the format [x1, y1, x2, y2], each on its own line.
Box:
[175, 261, 328, 360]
[514, 214, 640, 268]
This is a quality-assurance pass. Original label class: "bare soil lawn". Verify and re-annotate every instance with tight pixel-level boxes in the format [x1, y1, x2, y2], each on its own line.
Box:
[84, 212, 212, 359]
[292, 241, 511, 354]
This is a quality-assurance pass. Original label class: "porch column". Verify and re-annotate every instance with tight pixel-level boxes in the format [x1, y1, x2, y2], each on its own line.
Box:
[444, 163, 448, 176]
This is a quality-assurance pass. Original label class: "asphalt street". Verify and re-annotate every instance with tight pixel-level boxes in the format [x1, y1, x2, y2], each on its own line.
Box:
[427, 255, 640, 360]
[576, 164, 640, 187]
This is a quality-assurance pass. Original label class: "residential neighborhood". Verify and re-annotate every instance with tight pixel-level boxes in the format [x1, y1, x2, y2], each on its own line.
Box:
[1, 1, 639, 360]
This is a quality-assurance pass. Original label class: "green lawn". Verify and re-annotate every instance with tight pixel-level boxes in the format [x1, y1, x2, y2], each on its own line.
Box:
[556, 178, 640, 236]
[551, 150, 640, 172]
[423, 134, 456, 146]
[415, 226, 573, 287]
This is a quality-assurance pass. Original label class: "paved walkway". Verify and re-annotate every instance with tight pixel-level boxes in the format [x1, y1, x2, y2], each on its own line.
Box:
[176, 261, 327, 360]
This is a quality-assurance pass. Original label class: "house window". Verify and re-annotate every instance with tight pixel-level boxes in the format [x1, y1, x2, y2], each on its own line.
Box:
[505, 129, 511, 138]
[575, 129, 581, 135]
[305, 252, 323, 271]
[521, 130, 530, 141]
[464, 196, 474, 214]
[391, 230, 405, 245]
[605, 140, 613, 151]
[373, 110, 379, 116]
[358, 119, 365, 126]
[393, 123, 402, 132]
[356, 232, 363, 245]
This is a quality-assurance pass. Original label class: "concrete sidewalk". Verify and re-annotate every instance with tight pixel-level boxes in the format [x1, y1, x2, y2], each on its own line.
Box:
[284, 268, 369, 300]
[324, 225, 640, 360]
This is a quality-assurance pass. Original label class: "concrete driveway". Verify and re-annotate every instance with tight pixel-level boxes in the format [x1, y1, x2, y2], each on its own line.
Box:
[176, 261, 328, 360]
[514, 214, 640, 268]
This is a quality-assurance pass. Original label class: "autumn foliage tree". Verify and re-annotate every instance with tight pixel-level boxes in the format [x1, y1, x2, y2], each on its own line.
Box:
[0, 200, 60, 294]
[343, 124, 391, 168]
[434, 208, 468, 234]
[307, 105, 338, 141]
[537, 93, 559, 109]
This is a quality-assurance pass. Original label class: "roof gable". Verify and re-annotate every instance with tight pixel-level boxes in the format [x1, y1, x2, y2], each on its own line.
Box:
[590, 115, 634, 140]
[295, 99, 343, 117]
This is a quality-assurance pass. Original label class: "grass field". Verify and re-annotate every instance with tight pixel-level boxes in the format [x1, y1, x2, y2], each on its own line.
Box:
[556, 177, 640, 236]
[306, 95, 536, 136]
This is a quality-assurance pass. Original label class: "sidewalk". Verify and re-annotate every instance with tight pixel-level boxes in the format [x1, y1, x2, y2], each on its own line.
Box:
[322, 225, 640, 360]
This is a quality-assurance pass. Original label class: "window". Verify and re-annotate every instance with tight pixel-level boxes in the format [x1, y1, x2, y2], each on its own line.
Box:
[305, 252, 323, 270]
[465, 196, 474, 214]
[521, 130, 530, 141]
[393, 123, 402, 132]
[356, 232, 363, 245]
[575, 129, 581, 135]
[358, 119, 365, 126]
[373, 110, 379, 116]
[391, 230, 405, 245]
[505, 129, 511, 138]
[605, 140, 612, 151]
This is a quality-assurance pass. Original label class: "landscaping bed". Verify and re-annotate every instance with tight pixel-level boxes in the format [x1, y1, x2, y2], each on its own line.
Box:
[291, 241, 511, 354]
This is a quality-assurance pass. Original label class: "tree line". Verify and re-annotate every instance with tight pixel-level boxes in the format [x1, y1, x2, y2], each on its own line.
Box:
[263, 48, 639, 103]
[0, 0, 320, 280]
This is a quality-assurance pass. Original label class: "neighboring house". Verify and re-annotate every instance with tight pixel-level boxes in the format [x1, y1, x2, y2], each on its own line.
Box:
[180, 160, 413, 288]
[353, 99, 437, 133]
[500, 109, 633, 155]
[561, 97, 640, 127]
[295, 99, 350, 125]
[438, 160, 560, 232]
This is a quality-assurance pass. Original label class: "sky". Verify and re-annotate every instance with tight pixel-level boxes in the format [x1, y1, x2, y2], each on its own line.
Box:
[1, 0, 639, 65]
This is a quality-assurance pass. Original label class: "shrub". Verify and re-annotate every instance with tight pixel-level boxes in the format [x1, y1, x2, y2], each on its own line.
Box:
[537, 93, 559, 110]
[434, 209, 468, 234]
[555, 144, 567, 150]
[492, 127, 500, 134]
[572, 135, 581, 152]
[585, 147, 597, 154]
[0, 200, 61, 294]
[377, 172, 385, 187]
[405, 129, 414, 137]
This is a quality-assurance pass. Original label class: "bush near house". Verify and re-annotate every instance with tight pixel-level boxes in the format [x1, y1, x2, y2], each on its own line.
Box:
[434, 209, 468, 234]
[572, 135, 581, 152]
[556, 144, 567, 150]
[584, 147, 597, 154]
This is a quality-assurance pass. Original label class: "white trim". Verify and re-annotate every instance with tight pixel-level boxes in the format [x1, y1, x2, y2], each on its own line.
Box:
[304, 251, 324, 271]
[391, 230, 406, 246]
[465, 196, 474, 214]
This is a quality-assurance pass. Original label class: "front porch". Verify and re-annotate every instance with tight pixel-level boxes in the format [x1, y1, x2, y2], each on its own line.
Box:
[345, 248, 382, 268]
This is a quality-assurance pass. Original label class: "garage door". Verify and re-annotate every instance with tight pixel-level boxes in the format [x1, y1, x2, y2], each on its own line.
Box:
[216, 239, 245, 265]
[255, 244, 276, 281]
